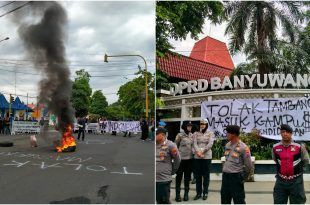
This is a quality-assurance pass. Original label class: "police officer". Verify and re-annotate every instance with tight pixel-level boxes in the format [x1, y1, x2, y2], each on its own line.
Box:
[221, 125, 253, 204]
[193, 119, 215, 200]
[272, 124, 309, 204]
[174, 121, 193, 202]
[156, 127, 181, 204]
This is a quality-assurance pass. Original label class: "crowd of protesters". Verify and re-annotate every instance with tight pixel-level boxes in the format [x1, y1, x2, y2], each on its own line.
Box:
[0, 113, 38, 135]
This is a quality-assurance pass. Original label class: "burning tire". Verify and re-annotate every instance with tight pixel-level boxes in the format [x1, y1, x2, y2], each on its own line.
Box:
[0, 141, 14, 147]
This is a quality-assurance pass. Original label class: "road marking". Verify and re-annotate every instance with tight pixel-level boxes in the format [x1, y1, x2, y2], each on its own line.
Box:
[110, 167, 143, 175]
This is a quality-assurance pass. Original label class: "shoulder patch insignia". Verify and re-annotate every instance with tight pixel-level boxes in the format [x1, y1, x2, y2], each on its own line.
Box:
[245, 147, 251, 156]
[171, 146, 178, 156]
[232, 152, 239, 158]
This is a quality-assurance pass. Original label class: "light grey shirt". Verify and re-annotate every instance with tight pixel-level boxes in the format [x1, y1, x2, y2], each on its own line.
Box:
[156, 139, 181, 182]
[222, 140, 253, 174]
[175, 132, 193, 160]
[193, 130, 215, 159]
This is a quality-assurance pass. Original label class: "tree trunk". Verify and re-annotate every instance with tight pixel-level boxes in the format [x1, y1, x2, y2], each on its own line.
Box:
[256, 3, 269, 75]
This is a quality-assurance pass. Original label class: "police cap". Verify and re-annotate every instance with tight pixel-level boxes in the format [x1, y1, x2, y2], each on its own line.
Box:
[280, 124, 293, 133]
[226, 125, 240, 136]
[156, 127, 167, 135]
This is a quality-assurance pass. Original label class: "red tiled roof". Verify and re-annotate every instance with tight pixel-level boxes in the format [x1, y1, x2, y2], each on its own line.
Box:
[158, 53, 233, 81]
[190, 36, 234, 70]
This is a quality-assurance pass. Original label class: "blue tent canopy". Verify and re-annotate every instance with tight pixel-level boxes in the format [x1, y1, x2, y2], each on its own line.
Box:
[0, 94, 9, 109]
[12, 97, 33, 111]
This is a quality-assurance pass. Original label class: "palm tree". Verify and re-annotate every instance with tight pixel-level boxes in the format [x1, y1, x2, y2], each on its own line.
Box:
[225, 1, 307, 74]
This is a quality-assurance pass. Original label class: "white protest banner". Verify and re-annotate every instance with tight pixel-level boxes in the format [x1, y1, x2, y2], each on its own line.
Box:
[105, 121, 141, 133]
[73, 121, 141, 133]
[201, 97, 310, 141]
[12, 121, 41, 134]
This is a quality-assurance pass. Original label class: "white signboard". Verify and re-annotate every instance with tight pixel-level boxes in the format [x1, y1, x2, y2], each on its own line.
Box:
[171, 73, 310, 95]
[12, 121, 40, 134]
[201, 97, 310, 141]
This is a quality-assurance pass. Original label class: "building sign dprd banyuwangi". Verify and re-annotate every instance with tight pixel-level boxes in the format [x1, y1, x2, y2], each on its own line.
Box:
[170, 74, 310, 95]
[201, 97, 310, 141]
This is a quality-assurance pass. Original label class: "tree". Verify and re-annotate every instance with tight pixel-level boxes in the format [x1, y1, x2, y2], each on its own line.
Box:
[156, 68, 170, 90]
[273, 12, 310, 74]
[118, 71, 155, 119]
[225, 1, 307, 74]
[106, 101, 130, 120]
[231, 11, 310, 76]
[71, 69, 92, 117]
[89, 90, 108, 117]
[156, 1, 225, 56]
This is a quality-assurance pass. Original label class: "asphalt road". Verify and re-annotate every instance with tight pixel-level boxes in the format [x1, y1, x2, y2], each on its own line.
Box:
[0, 132, 154, 204]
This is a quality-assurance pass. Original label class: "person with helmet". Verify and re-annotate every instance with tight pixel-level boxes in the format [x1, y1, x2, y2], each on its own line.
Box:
[156, 127, 181, 204]
[192, 119, 214, 200]
[221, 125, 253, 204]
[272, 124, 309, 204]
[174, 121, 194, 202]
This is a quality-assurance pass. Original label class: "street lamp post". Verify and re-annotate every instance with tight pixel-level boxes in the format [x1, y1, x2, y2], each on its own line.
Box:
[104, 54, 149, 120]
[0, 37, 9, 43]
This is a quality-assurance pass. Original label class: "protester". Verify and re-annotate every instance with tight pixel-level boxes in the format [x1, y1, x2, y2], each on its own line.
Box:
[192, 119, 214, 200]
[156, 127, 181, 204]
[221, 125, 253, 204]
[0, 116, 3, 134]
[174, 121, 193, 202]
[77, 117, 86, 141]
[3, 114, 10, 135]
[148, 117, 155, 141]
[272, 124, 309, 204]
[140, 117, 148, 141]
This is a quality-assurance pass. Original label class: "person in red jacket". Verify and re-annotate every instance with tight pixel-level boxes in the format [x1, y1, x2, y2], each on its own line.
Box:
[272, 124, 309, 204]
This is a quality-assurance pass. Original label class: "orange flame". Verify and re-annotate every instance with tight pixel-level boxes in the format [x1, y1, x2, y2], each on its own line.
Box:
[56, 124, 76, 152]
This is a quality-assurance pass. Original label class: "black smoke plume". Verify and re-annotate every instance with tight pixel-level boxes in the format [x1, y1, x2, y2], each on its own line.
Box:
[17, 1, 74, 134]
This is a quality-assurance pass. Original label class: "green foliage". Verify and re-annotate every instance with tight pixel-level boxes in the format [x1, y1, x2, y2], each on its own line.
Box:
[118, 71, 155, 119]
[156, 68, 170, 90]
[88, 113, 100, 123]
[156, 98, 165, 109]
[239, 132, 272, 160]
[71, 69, 92, 117]
[212, 138, 225, 160]
[212, 132, 273, 160]
[213, 132, 310, 160]
[156, 1, 225, 56]
[106, 101, 130, 120]
[225, 1, 307, 74]
[89, 90, 108, 117]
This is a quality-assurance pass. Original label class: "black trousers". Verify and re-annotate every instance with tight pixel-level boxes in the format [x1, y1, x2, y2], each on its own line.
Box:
[221, 172, 246, 204]
[273, 175, 306, 204]
[156, 181, 171, 204]
[175, 159, 192, 192]
[77, 129, 85, 140]
[194, 159, 211, 196]
[141, 129, 148, 140]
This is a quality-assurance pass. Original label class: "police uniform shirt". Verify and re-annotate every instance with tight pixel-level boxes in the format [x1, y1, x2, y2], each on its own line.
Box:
[175, 132, 193, 160]
[193, 130, 215, 159]
[223, 140, 253, 174]
[156, 139, 181, 182]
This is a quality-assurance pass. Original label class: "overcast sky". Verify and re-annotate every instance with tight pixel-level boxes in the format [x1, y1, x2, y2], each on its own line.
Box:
[0, 1, 155, 105]
[170, 19, 247, 67]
